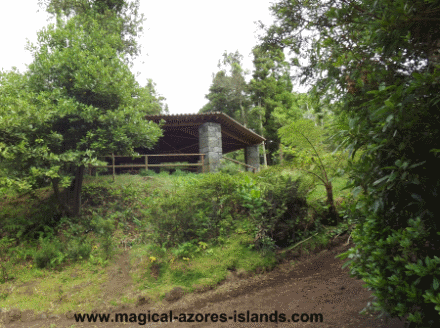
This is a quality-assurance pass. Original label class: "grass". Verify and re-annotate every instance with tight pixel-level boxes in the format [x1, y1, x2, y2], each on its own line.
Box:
[129, 232, 277, 302]
[0, 259, 109, 314]
[0, 166, 354, 316]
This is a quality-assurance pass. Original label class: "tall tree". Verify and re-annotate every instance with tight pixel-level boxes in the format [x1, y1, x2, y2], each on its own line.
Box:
[0, 0, 163, 217]
[248, 45, 298, 165]
[261, 0, 440, 326]
[279, 119, 339, 224]
[200, 51, 251, 126]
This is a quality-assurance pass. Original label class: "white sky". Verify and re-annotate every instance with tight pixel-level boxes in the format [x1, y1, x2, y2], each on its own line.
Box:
[1, 1, 289, 115]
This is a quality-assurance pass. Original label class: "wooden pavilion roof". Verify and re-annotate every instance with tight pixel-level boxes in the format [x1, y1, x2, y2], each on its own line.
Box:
[143, 112, 265, 154]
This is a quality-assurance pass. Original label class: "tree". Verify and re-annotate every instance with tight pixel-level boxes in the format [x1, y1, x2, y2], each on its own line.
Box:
[248, 45, 299, 165]
[279, 119, 340, 224]
[0, 0, 164, 217]
[200, 51, 251, 126]
[262, 0, 440, 326]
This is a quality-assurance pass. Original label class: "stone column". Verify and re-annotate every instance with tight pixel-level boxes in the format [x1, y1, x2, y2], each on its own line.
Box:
[245, 145, 260, 172]
[199, 122, 222, 172]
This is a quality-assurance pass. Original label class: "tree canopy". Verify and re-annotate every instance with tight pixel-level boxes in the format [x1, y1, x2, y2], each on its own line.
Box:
[199, 51, 251, 126]
[248, 45, 301, 164]
[261, 0, 440, 325]
[0, 0, 165, 217]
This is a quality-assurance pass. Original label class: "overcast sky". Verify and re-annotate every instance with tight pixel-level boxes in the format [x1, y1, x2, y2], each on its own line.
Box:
[1, 1, 287, 115]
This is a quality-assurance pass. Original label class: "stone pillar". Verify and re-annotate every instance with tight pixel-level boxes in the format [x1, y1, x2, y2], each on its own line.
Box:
[245, 145, 260, 172]
[199, 122, 222, 172]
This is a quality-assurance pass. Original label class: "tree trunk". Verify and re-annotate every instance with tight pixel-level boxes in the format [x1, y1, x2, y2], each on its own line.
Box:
[51, 165, 85, 217]
[259, 112, 268, 168]
[325, 181, 339, 224]
[279, 144, 283, 165]
[52, 178, 69, 217]
[69, 165, 85, 217]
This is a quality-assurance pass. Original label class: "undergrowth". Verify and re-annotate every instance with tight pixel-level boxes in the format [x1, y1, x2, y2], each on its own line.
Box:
[0, 168, 353, 314]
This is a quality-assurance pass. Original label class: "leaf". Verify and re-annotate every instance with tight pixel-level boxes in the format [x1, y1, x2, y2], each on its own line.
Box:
[411, 193, 423, 202]
[388, 171, 398, 182]
[384, 100, 394, 108]
[373, 175, 389, 186]
[409, 161, 426, 169]
[352, 186, 363, 197]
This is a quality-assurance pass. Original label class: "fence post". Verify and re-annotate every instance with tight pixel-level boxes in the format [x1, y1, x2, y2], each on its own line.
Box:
[145, 155, 148, 171]
[201, 154, 205, 173]
[112, 153, 115, 181]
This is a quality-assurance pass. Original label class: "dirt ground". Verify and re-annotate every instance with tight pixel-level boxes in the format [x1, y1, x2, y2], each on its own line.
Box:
[1, 240, 409, 328]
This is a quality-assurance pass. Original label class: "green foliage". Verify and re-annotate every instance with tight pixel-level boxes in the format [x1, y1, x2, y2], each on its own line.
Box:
[65, 237, 92, 262]
[139, 169, 157, 177]
[0, 0, 164, 217]
[0, 237, 16, 283]
[278, 118, 342, 224]
[218, 159, 244, 175]
[248, 45, 298, 164]
[147, 173, 241, 247]
[146, 171, 310, 253]
[90, 213, 116, 259]
[171, 169, 191, 177]
[279, 119, 324, 151]
[263, 0, 440, 325]
[200, 51, 251, 126]
[33, 236, 65, 269]
[253, 173, 310, 247]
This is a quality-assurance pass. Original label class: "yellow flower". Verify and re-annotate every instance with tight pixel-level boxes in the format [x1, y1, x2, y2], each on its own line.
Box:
[149, 256, 156, 263]
[183, 257, 189, 261]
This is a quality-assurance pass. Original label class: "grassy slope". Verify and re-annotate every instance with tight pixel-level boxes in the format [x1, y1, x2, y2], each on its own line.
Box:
[0, 169, 353, 315]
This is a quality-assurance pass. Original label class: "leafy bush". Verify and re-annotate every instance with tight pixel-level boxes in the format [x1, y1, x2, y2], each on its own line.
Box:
[90, 213, 116, 259]
[172, 169, 190, 176]
[66, 238, 92, 261]
[239, 174, 310, 250]
[147, 173, 242, 247]
[139, 169, 156, 177]
[33, 236, 65, 269]
[218, 160, 244, 175]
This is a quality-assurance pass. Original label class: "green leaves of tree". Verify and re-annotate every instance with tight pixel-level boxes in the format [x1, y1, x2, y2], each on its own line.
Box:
[1, 1, 164, 216]
[264, 0, 439, 324]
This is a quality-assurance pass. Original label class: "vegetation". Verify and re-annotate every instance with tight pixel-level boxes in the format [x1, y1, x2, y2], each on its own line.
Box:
[0, 168, 350, 314]
[0, 0, 439, 326]
[261, 0, 440, 326]
[0, 0, 164, 217]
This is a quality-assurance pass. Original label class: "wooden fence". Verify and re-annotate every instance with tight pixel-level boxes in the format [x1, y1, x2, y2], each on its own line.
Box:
[88, 153, 258, 179]
[222, 156, 257, 173]
[89, 153, 205, 179]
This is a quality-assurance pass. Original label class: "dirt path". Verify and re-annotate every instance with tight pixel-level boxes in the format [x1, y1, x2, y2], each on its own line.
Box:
[2, 242, 408, 328]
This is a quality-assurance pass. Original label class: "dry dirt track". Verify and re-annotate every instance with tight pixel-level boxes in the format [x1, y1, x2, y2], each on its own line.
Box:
[3, 241, 408, 328]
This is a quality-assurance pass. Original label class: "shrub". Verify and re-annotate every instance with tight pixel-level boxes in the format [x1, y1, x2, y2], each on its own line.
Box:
[172, 169, 190, 176]
[218, 160, 243, 175]
[90, 213, 116, 259]
[33, 236, 65, 269]
[66, 237, 92, 261]
[139, 169, 156, 177]
[238, 174, 310, 249]
[148, 173, 242, 247]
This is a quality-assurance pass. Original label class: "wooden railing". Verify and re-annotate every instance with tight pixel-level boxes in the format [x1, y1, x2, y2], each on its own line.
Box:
[222, 156, 257, 173]
[89, 153, 205, 179]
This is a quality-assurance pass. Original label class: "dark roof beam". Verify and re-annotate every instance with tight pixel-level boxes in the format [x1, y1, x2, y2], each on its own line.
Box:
[161, 139, 182, 153]
[164, 133, 198, 141]
[221, 129, 249, 145]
